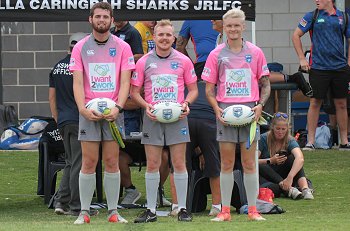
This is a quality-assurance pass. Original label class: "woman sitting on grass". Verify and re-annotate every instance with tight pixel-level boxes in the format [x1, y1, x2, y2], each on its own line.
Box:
[258, 112, 314, 200]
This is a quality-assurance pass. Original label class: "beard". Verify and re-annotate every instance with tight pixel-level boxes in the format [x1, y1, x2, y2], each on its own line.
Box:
[92, 21, 111, 34]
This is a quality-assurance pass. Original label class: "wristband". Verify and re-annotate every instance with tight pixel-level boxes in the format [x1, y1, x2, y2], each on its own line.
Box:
[184, 100, 191, 107]
[116, 105, 124, 113]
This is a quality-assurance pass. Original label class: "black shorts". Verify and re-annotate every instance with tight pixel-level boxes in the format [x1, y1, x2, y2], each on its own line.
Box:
[323, 89, 350, 115]
[309, 66, 350, 99]
[185, 118, 220, 178]
[121, 140, 146, 163]
[194, 61, 206, 79]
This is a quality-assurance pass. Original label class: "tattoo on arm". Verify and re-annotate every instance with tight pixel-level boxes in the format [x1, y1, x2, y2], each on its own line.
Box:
[208, 87, 216, 98]
[176, 36, 184, 46]
[258, 76, 271, 105]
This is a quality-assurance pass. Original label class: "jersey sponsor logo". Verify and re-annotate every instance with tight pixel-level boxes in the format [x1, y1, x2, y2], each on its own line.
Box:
[119, 34, 126, 40]
[191, 69, 196, 78]
[94, 64, 110, 76]
[339, 17, 344, 25]
[132, 72, 138, 80]
[89, 63, 116, 92]
[128, 56, 135, 65]
[262, 64, 269, 73]
[220, 57, 230, 63]
[69, 58, 76, 67]
[180, 127, 187, 135]
[300, 18, 307, 27]
[170, 62, 179, 70]
[202, 67, 210, 77]
[245, 54, 252, 63]
[109, 48, 116, 57]
[151, 74, 178, 101]
[87, 50, 95, 56]
[225, 68, 251, 97]
[150, 63, 157, 68]
[317, 18, 325, 23]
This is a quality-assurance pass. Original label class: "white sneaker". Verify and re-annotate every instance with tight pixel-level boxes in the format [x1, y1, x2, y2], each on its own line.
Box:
[74, 210, 90, 225]
[302, 188, 314, 200]
[158, 196, 172, 207]
[209, 206, 221, 216]
[288, 187, 302, 200]
[120, 188, 141, 205]
[108, 209, 128, 223]
[169, 204, 179, 216]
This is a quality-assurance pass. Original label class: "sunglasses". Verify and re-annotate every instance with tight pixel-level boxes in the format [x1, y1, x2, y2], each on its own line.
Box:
[274, 112, 288, 119]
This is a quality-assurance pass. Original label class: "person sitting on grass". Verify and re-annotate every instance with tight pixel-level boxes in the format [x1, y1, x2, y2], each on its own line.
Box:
[258, 112, 314, 200]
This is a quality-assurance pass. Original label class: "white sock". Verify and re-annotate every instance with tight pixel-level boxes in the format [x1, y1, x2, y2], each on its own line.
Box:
[104, 171, 120, 211]
[244, 172, 259, 207]
[79, 171, 96, 211]
[212, 204, 222, 210]
[220, 172, 234, 207]
[145, 171, 160, 213]
[174, 172, 188, 210]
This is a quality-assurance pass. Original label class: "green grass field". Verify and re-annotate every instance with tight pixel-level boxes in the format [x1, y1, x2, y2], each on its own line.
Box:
[0, 150, 349, 231]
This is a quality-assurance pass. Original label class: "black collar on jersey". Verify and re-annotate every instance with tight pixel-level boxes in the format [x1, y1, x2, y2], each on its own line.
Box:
[155, 49, 172, 59]
[94, 37, 109, 45]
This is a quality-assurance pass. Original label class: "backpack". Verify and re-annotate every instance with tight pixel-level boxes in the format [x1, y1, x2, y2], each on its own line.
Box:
[294, 128, 308, 148]
[0, 118, 48, 150]
[239, 199, 285, 215]
[0, 105, 19, 135]
[315, 121, 332, 149]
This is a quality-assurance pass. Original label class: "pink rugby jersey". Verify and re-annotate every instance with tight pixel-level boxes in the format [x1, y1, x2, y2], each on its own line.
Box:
[202, 41, 269, 103]
[131, 49, 197, 105]
[70, 34, 135, 103]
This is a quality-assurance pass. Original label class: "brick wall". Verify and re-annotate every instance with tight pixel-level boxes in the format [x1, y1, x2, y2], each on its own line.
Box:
[0, 0, 316, 120]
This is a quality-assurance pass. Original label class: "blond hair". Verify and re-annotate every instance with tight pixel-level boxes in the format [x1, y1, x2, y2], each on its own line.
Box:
[222, 8, 246, 22]
[267, 113, 292, 157]
[154, 19, 174, 34]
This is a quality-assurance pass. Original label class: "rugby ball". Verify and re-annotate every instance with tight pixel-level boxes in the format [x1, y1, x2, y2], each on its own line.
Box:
[85, 97, 116, 115]
[221, 104, 255, 127]
[151, 102, 183, 123]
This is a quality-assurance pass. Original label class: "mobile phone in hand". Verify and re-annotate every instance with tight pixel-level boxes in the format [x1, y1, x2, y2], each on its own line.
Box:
[277, 150, 288, 157]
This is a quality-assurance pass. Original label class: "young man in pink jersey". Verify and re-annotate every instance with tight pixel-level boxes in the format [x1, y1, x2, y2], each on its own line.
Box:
[69, 2, 135, 224]
[130, 19, 198, 223]
[203, 9, 271, 222]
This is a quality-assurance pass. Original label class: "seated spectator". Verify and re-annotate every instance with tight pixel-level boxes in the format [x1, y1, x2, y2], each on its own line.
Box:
[258, 112, 314, 200]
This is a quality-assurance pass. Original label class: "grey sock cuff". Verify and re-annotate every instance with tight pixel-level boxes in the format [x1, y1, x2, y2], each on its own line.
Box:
[104, 171, 120, 178]
[173, 172, 188, 179]
[80, 171, 96, 178]
[145, 171, 160, 180]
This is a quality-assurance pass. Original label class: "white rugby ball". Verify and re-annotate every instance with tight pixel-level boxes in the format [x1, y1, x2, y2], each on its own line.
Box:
[85, 97, 116, 115]
[152, 102, 183, 123]
[221, 104, 255, 127]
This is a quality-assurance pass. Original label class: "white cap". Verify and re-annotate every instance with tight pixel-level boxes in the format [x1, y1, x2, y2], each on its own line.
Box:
[69, 32, 86, 47]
